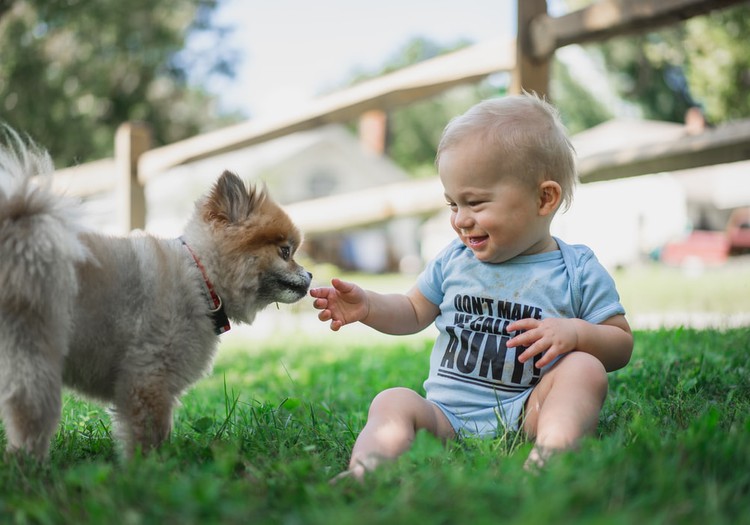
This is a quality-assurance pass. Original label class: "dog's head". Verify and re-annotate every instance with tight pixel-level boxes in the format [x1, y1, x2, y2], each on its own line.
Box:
[191, 171, 312, 322]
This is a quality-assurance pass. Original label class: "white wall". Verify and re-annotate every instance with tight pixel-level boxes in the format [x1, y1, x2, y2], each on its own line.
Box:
[551, 174, 689, 268]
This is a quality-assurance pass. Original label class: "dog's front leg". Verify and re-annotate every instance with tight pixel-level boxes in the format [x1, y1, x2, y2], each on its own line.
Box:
[112, 381, 175, 457]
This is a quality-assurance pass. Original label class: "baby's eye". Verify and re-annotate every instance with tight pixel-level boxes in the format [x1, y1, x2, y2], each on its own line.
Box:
[279, 245, 291, 261]
[446, 201, 457, 211]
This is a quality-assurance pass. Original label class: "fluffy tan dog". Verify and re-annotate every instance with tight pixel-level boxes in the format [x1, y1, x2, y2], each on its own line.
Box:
[0, 129, 312, 459]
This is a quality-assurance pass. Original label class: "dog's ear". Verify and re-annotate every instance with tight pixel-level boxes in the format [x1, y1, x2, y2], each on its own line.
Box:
[203, 171, 264, 224]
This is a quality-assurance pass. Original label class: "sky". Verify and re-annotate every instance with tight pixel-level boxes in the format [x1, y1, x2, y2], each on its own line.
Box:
[204, 0, 519, 118]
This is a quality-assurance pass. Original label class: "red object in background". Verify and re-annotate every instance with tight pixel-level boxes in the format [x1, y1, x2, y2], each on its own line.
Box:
[661, 230, 730, 266]
[727, 207, 750, 255]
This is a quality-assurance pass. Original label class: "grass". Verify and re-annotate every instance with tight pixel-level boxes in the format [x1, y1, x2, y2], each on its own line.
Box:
[1, 326, 749, 524]
[612, 259, 750, 314]
[313, 257, 750, 317]
[1, 261, 749, 523]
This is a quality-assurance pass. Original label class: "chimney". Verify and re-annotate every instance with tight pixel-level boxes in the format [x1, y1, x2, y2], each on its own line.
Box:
[358, 109, 388, 155]
[684, 106, 706, 135]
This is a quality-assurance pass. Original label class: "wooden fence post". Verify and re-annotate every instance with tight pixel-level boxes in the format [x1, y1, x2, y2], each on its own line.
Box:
[115, 122, 152, 232]
[511, 0, 550, 98]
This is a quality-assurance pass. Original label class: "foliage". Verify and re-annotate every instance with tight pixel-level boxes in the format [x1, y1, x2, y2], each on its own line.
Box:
[0, 326, 749, 524]
[348, 37, 469, 81]
[340, 35, 610, 177]
[386, 86, 500, 177]
[551, 57, 613, 134]
[594, 31, 697, 123]
[341, 37, 502, 176]
[0, 0, 241, 166]
[342, 2, 750, 178]
[683, 5, 750, 122]
[572, 2, 750, 124]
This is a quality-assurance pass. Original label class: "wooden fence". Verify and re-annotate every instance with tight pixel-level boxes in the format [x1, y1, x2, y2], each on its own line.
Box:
[49, 0, 750, 234]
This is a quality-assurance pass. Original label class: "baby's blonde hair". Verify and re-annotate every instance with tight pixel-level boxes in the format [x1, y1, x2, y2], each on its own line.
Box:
[436, 93, 577, 211]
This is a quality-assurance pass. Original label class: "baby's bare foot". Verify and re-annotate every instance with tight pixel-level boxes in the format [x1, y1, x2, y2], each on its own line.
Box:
[523, 445, 558, 472]
[329, 454, 386, 485]
[329, 464, 366, 485]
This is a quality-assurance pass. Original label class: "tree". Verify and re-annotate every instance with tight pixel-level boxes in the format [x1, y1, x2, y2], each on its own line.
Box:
[343, 37, 498, 176]
[551, 58, 612, 134]
[683, 4, 750, 122]
[0, 0, 240, 166]
[595, 32, 700, 123]
[340, 36, 610, 177]
[566, 2, 750, 124]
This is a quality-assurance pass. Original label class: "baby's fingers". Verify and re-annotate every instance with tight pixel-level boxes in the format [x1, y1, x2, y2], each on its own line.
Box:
[507, 318, 538, 332]
[516, 340, 545, 364]
[332, 278, 356, 294]
[309, 286, 328, 298]
[534, 352, 556, 369]
[506, 327, 539, 349]
[531, 345, 563, 368]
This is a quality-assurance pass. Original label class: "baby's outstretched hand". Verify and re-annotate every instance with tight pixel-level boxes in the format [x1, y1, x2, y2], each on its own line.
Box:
[309, 278, 369, 331]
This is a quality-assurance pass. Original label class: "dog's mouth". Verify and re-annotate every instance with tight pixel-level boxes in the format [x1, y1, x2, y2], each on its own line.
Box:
[284, 281, 310, 296]
[273, 273, 312, 302]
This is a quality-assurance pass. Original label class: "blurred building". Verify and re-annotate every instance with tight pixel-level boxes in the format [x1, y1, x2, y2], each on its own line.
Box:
[142, 124, 420, 273]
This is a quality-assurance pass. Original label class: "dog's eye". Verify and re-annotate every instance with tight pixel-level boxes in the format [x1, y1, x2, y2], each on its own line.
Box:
[279, 245, 291, 261]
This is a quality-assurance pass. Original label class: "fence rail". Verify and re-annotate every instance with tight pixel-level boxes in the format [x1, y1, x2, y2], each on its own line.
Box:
[50, 115, 750, 235]
[42, 0, 750, 234]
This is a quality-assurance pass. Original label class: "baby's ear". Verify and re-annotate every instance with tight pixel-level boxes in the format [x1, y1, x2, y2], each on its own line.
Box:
[538, 181, 562, 216]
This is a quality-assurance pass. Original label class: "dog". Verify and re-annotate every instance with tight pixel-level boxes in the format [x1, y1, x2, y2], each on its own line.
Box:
[0, 128, 312, 459]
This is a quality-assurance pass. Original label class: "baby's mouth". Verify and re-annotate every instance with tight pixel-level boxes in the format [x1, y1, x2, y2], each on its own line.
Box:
[466, 235, 489, 247]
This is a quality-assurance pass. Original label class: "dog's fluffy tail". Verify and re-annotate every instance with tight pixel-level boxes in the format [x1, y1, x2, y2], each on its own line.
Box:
[0, 127, 89, 318]
[0, 127, 89, 458]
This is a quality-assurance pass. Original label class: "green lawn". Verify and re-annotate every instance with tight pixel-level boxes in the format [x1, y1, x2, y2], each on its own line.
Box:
[1, 326, 748, 524]
[318, 258, 750, 322]
[613, 259, 750, 315]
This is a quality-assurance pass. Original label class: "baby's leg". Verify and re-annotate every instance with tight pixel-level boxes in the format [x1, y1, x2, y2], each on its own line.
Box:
[342, 387, 454, 480]
[522, 351, 608, 468]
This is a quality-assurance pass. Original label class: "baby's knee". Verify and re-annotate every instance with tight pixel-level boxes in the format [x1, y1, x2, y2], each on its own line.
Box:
[367, 387, 435, 427]
[565, 352, 608, 394]
[369, 387, 420, 413]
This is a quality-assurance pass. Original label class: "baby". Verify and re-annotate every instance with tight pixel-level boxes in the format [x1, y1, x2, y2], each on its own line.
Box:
[310, 93, 633, 479]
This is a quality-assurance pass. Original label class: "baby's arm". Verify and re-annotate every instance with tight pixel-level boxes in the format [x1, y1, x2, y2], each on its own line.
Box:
[310, 278, 439, 334]
[506, 314, 633, 372]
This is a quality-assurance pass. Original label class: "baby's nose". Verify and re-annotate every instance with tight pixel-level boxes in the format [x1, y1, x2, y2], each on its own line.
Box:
[453, 208, 474, 228]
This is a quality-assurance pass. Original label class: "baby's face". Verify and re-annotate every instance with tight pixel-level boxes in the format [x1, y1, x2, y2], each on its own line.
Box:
[439, 140, 553, 263]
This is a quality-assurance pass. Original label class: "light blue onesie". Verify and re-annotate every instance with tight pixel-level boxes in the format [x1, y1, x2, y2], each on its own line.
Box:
[417, 237, 625, 437]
